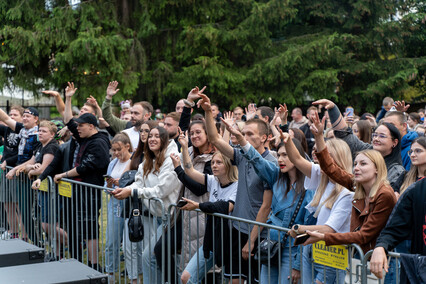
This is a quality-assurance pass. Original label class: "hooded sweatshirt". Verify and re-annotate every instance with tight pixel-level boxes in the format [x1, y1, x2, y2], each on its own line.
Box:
[66, 119, 111, 186]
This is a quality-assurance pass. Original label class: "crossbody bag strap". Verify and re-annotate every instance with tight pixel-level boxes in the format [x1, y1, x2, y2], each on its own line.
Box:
[281, 189, 306, 246]
[132, 189, 140, 215]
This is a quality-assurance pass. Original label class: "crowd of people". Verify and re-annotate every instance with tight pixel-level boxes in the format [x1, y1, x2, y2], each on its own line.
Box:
[0, 81, 425, 284]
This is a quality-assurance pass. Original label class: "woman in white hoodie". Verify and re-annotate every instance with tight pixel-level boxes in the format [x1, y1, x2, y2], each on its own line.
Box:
[113, 126, 181, 284]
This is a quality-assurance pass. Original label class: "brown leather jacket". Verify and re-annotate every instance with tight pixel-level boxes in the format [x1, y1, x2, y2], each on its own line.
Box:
[316, 147, 397, 253]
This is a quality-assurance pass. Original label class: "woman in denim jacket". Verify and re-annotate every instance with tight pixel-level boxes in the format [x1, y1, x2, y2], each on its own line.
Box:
[223, 120, 313, 284]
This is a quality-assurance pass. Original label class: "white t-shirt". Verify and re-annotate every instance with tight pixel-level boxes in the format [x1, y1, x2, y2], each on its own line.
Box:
[122, 127, 140, 151]
[205, 175, 238, 203]
[304, 163, 353, 233]
[111, 159, 131, 179]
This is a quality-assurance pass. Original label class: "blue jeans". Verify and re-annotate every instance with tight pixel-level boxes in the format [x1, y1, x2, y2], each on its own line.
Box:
[302, 245, 345, 284]
[104, 197, 124, 273]
[260, 246, 299, 284]
[184, 246, 214, 284]
[142, 216, 163, 284]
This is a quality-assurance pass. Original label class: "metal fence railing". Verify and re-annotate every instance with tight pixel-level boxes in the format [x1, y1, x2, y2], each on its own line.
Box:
[0, 168, 405, 284]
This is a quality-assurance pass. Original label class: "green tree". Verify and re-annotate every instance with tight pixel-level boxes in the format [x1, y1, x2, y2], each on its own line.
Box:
[1, 0, 424, 113]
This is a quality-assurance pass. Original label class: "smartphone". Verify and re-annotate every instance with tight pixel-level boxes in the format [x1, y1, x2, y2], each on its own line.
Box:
[176, 199, 188, 208]
[294, 233, 310, 246]
[103, 188, 114, 195]
[103, 174, 112, 179]
[346, 107, 354, 117]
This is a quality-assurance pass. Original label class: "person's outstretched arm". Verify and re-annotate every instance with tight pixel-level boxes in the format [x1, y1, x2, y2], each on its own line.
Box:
[0, 108, 17, 131]
[63, 82, 77, 124]
[101, 81, 127, 132]
[310, 111, 353, 189]
[281, 131, 312, 178]
[43, 90, 65, 117]
[198, 93, 234, 160]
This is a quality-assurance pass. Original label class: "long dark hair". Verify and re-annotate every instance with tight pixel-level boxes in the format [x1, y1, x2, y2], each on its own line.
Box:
[289, 128, 308, 154]
[142, 126, 169, 178]
[355, 120, 372, 143]
[277, 138, 306, 200]
[130, 120, 158, 170]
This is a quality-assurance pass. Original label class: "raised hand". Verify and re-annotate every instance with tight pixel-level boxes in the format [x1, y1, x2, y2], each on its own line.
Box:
[170, 153, 181, 168]
[187, 86, 206, 103]
[279, 129, 291, 143]
[87, 95, 100, 108]
[221, 117, 242, 139]
[57, 126, 68, 138]
[65, 82, 77, 98]
[177, 127, 189, 148]
[393, 100, 410, 112]
[365, 115, 377, 128]
[42, 90, 60, 97]
[196, 94, 212, 111]
[310, 111, 325, 137]
[312, 99, 335, 110]
[106, 81, 120, 99]
[223, 111, 235, 125]
[245, 103, 257, 120]
[277, 104, 288, 124]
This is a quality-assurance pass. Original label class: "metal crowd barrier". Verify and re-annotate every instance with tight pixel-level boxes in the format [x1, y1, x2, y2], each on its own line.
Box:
[0, 167, 168, 284]
[0, 167, 404, 284]
[362, 250, 401, 284]
[166, 204, 366, 284]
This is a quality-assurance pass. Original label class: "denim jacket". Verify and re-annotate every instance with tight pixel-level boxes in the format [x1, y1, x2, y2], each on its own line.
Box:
[241, 144, 313, 270]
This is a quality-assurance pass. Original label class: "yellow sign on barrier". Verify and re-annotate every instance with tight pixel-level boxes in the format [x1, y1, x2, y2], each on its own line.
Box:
[312, 241, 348, 270]
[39, 179, 49, 192]
[58, 181, 72, 198]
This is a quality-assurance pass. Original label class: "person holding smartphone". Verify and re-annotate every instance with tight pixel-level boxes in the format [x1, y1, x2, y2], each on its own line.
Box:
[221, 117, 313, 284]
[170, 130, 238, 284]
[302, 112, 396, 255]
[103, 133, 133, 280]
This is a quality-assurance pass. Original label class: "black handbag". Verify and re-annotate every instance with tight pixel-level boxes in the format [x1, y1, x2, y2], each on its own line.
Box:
[127, 189, 144, 242]
[254, 190, 306, 266]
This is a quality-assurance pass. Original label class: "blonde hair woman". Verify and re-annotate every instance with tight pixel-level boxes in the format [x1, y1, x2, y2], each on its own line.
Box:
[302, 111, 397, 253]
[283, 130, 353, 284]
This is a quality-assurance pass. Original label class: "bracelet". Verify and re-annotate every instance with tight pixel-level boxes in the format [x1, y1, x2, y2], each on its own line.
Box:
[65, 171, 69, 178]
[183, 99, 195, 108]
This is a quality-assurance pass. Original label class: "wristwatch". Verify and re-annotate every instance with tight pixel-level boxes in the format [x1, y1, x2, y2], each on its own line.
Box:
[293, 224, 300, 234]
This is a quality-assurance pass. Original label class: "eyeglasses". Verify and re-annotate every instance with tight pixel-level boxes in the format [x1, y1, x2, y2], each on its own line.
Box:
[408, 149, 424, 156]
[139, 129, 150, 133]
[372, 133, 389, 140]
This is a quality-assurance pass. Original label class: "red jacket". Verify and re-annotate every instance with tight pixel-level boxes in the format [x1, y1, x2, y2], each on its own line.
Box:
[316, 147, 397, 253]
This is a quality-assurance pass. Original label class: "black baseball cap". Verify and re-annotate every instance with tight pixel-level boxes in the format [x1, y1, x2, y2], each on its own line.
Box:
[24, 107, 39, 117]
[74, 113, 98, 127]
